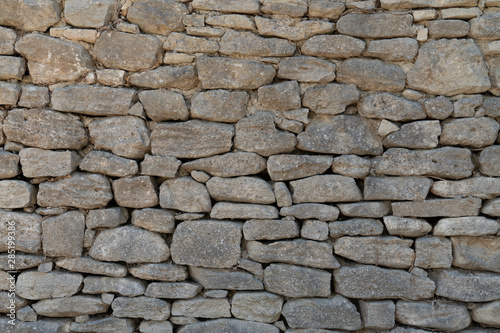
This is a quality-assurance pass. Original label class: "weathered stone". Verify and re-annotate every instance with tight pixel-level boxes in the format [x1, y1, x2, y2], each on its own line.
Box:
[365, 38, 418, 61]
[255, 17, 335, 41]
[381, 0, 477, 9]
[360, 300, 395, 330]
[15, 34, 93, 84]
[483, 198, 500, 217]
[431, 177, 500, 200]
[146, 282, 201, 301]
[32, 296, 108, 317]
[453, 95, 483, 117]
[0, 292, 27, 313]
[37, 172, 112, 209]
[337, 13, 415, 38]
[83, 276, 146, 297]
[179, 319, 279, 333]
[243, 220, 299, 240]
[440, 117, 499, 148]
[140, 155, 180, 179]
[267, 155, 332, 181]
[130, 65, 197, 90]
[42, 210, 84, 258]
[364, 177, 432, 201]
[429, 20, 470, 38]
[206, 176, 274, 204]
[64, 0, 117, 28]
[0, 82, 20, 105]
[0, 254, 44, 271]
[434, 216, 499, 236]
[261, 0, 307, 16]
[433, 269, 500, 302]
[359, 94, 426, 123]
[423, 96, 454, 119]
[172, 298, 231, 318]
[80, 151, 138, 177]
[90, 225, 169, 263]
[258, 81, 301, 111]
[0, 318, 74, 332]
[384, 121, 441, 149]
[301, 220, 329, 241]
[334, 264, 435, 300]
[127, 0, 188, 35]
[383, 216, 432, 237]
[0, 151, 19, 179]
[0, 56, 25, 80]
[471, 300, 500, 327]
[189, 266, 263, 290]
[152, 120, 233, 159]
[0, 0, 60, 32]
[56, 258, 127, 278]
[309, 0, 344, 19]
[451, 236, 500, 273]
[0, 27, 16, 55]
[274, 182, 292, 208]
[70, 317, 135, 333]
[130, 263, 187, 282]
[206, 14, 255, 30]
[17, 271, 82, 300]
[89, 116, 150, 159]
[164, 32, 218, 54]
[96, 69, 126, 87]
[197, 56, 275, 89]
[191, 90, 248, 123]
[0, 211, 41, 253]
[112, 296, 170, 320]
[483, 97, 500, 118]
[414, 236, 453, 269]
[393, 198, 482, 217]
[220, 30, 294, 57]
[278, 56, 335, 84]
[339, 201, 390, 218]
[283, 296, 362, 330]
[113, 176, 158, 208]
[231, 292, 282, 323]
[86, 207, 128, 230]
[290, 175, 362, 204]
[396, 301, 471, 332]
[19, 148, 79, 178]
[139, 321, 173, 333]
[479, 146, 500, 176]
[301, 35, 365, 60]
[330, 219, 384, 238]
[303, 84, 359, 115]
[0, 180, 36, 209]
[131, 208, 175, 234]
[192, 0, 259, 13]
[160, 177, 211, 212]
[375, 147, 474, 179]
[4, 109, 87, 150]
[408, 39, 491, 96]
[264, 263, 331, 297]
[182, 152, 265, 178]
[332, 155, 372, 179]
[470, 12, 500, 39]
[211, 202, 278, 219]
[171, 220, 241, 268]
[280, 204, 339, 222]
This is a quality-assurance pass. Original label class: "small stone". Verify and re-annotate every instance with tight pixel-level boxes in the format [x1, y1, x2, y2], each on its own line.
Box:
[191, 90, 248, 123]
[332, 155, 372, 178]
[258, 81, 301, 111]
[0, 82, 19, 105]
[17, 306, 37, 322]
[131, 208, 175, 233]
[442, 7, 481, 20]
[191, 171, 210, 183]
[140, 321, 174, 333]
[414, 236, 453, 269]
[238, 259, 263, 277]
[160, 177, 211, 212]
[189, 267, 263, 290]
[451, 236, 500, 273]
[192, 0, 259, 13]
[205, 14, 255, 30]
[267, 154, 332, 181]
[80, 151, 138, 177]
[19, 148, 80, 178]
[393, 198, 482, 217]
[365, 38, 418, 61]
[83, 276, 146, 297]
[429, 20, 470, 38]
[113, 176, 158, 209]
[18, 85, 49, 108]
[70, 317, 135, 333]
[0, 151, 19, 179]
[140, 155, 180, 179]
[280, 204, 339, 222]
[360, 300, 395, 329]
[378, 119, 400, 137]
[301, 220, 329, 241]
[303, 84, 360, 115]
[130, 263, 187, 282]
[384, 121, 441, 149]
[219, 30, 294, 57]
[96, 69, 126, 87]
[364, 176, 432, 201]
[440, 117, 499, 148]
[211, 202, 278, 219]
[0, 211, 41, 253]
[65, 0, 117, 28]
[243, 219, 299, 240]
[86, 207, 128, 229]
[164, 32, 219, 54]
[423, 96, 454, 119]
[470, 12, 500, 39]
[89, 225, 169, 263]
[290, 175, 362, 204]
[129, 65, 197, 90]
[482, 198, 500, 217]
[0, 0, 60, 32]
[383, 216, 432, 237]
[112, 296, 170, 321]
[0, 27, 16, 55]
[255, 17, 335, 41]
[302, 35, 365, 59]
[127, 0, 188, 35]
[359, 93, 426, 121]
[0, 180, 36, 209]
[172, 298, 231, 319]
[278, 56, 335, 84]
[145, 282, 202, 299]
[42, 210, 84, 258]
[207, 176, 275, 204]
[309, 0, 345, 19]
[17, 271, 83, 300]
[274, 183, 292, 207]
[471, 300, 500, 327]
[479, 146, 500, 176]
[231, 292, 283, 323]
[0, 56, 25, 80]
[264, 263, 331, 297]
[337, 13, 415, 38]
[0, 254, 45, 270]
[180, 152, 266, 177]
[453, 95, 483, 117]
[162, 52, 196, 64]
[56, 258, 127, 278]
[329, 219, 384, 238]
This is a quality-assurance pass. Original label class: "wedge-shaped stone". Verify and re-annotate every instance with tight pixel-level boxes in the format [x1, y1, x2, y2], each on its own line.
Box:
[205, 14, 255, 30]
[164, 32, 219, 54]
[479, 146, 500, 176]
[79, 151, 138, 177]
[365, 38, 418, 61]
[280, 204, 339, 221]
[94, 31, 162, 71]
[338, 202, 391, 218]
[57, 258, 127, 278]
[220, 30, 294, 57]
[145, 282, 201, 299]
[375, 148, 474, 179]
[172, 298, 231, 318]
[432, 177, 500, 199]
[396, 301, 471, 332]
[264, 263, 331, 297]
[278, 56, 335, 83]
[37, 172, 112, 209]
[255, 17, 335, 41]
[483, 198, 500, 217]
[392, 198, 482, 217]
[130, 65, 197, 89]
[19, 148, 79, 178]
[130, 263, 187, 282]
[290, 175, 362, 203]
[0, 211, 41, 253]
[206, 176, 275, 204]
[334, 236, 414, 269]
[112, 296, 170, 321]
[127, 0, 188, 35]
[432, 269, 500, 302]
[197, 56, 275, 89]
[42, 210, 84, 258]
[440, 117, 499, 148]
[248, 240, 340, 269]
[384, 121, 441, 149]
[3, 109, 87, 150]
[70, 317, 135, 333]
[171, 220, 242, 268]
[15, 34, 93, 84]
[364, 177, 433, 201]
[191, 90, 248, 123]
[17, 271, 83, 300]
[192, 0, 259, 13]
[152, 120, 234, 159]
[383, 216, 432, 237]
[182, 152, 265, 177]
[90, 225, 169, 263]
[83, 276, 146, 296]
[337, 13, 415, 38]
[408, 39, 491, 96]
[283, 296, 362, 330]
[243, 219, 299, 240]
[330, 219, 384, 238]
[232, 292, 283, 323]
[302, 35, 365, 59]
[471, 300, 500, 327]
[434, 217, 500, 236]
[160, 177, 211, 212]
[451, 236, 500, 273]
[65, 0, 117, 28]
[298, 115, 383, 155]
[381, 0, 477, 9]
[0, 180, 36, 209]
[0, 0, 60, 32]
[303, 84, 360, 115]
[470, 12, 500, 40]
[335, 264, 435, 300]
[189, 267, 263, 290]
[32, 296, 108, 317]
[359, 93, 426, 121]
[211, 202, 279, 219]
[267, 154, 332, 181]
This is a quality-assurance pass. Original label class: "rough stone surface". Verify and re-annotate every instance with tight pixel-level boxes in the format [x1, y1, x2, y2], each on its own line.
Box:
[0, 180, 36, 209]
[471, 300, 500, 327]
[0, 150, 19, 179]
[19, 148, 80, 178]
[278, 57, 336, 83]
[302, 35, 365, 59]
[383, 216, 432, 237]
[131, 208, 175, 233]
[360, 300, 395, 329]
[415, 236, 453, 269]
[182, 152, 266, 178]
[0, 56, 25, 80]
[392, 198, 482, 217]
[432, 269, 500, 302]
[130, 263, 187, 282]
[220, 30, 294, 57]
[365, 38, 418, 61]
[290, 175, 362, 203]
[112, 296, 170, 321]
[129, 66, 197, 90]
[207, 176, 275, 204]
[83, 276, 146, 297]
[330, 219, 384, 238]
[267, 154, 332, 181]
[431, 177, 500, 200]
[64, 0, 117, 28]
[303, 84, 360, 115]
[127, 0, 188, 35]
[0, 0, 60, 32]
[32, 296, 108, 317]
[211, 202, 279, 219]
[79, 151, 138, 177]
[359, 94, 426, 122]
[423, 96, 454, 119]
[137, 89, 188, 122]
[231, 292, 282, 323]
[434, 216, 500, 236]
[191, 90, 248, 123]
[160, 177, 211, 212]
[338, 13, 414, 38]
[113, 176, 158, 208]
[264, 264, 331, 298]
[0, 211, 41, 253]
[470, 12, 500, 39]
[255, 17, 335, 41]
[172, 298, 231, 318]
[280, 204, 339, 221]
[243, 219, 300, 240]
[178, 319, 279, 333]
[479, 145, 500, 176]
[17, 271, 83, 300]
[42, 210, 85, 258]
[145, 282, 202, 299]
[451, 236, 500, 273]
[192, 0, 259, 14]
[57, 258, 127, 278]
[384, 121, 441, 149]
[364, 177, 432, 201]
[440, 117, 499, 148]
[70, 317, 135, 333]
[189, 266, 263, 290]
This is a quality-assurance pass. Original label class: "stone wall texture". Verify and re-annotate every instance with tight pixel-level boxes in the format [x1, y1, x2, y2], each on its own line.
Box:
[1, 0, 500, 332]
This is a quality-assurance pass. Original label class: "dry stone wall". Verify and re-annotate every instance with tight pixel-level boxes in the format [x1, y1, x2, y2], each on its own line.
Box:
[1, 0, 500, 331]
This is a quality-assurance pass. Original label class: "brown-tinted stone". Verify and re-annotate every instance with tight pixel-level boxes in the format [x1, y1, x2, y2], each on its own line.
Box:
[0, 0, 60, 32]
[302, 35, 365, 59]
[129, 66, 198, 90]
[127, 0, 188, 35]
[337, 13, 415, 38]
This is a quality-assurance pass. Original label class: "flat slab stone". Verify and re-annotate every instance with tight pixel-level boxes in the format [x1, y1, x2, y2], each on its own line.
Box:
[189, 266, 263, 290]
[0, 254, 45, 271]
[392, 198, 482, 217]
[432, 269, 500, 302]
[206, 176, 275, 204]
[220, 30, 295, 57]
[17, 271, 83, 300]
[471, 300, 500, 327]
[130, 263, 187, 282]
[384, 120, 441, 149]
[289, 175, 362, 203]
[280, 203, 339, 221]
[32, 296, 108, 317]
[0, 0, 60, 32]
[243, 219, 299, 240]
[182, 152, 266, 177]
[278, 56, 336, 83]
[267, 155, 332, 182]
[191, 90, 248, 123]
[330, 218, 384, 238]
[431, 177, 500, 199]
[70, 317, 135, 332]
[440, 117, 499, 148]
[364, 176, 433, 201]
[261, 0, 307, 16]
[19, 148, 80, 178]
[127, 0, 188, 35]
[451, 236, 500, 273]
[172, 298, 231, 318]
[470, 12, 500, 40]
[57, 258, 127, 278]
[211, 202, 279, 219]
[338, 201, 391, 218]
[381, 0, 477, 9]
[358, 93, 426, 121]
[131, 208, 175, 233]
[302, 35, 365, 59]
[255, 17, 335, 41]
[145, 282, 202, 299]
[178, 319, 279, 333]
[83, 276, 146, 297]
[192, 0, 259, 13]
[337, 13, 415, 38]
[0, 180, 36, 209]
[231, 291, 283, 323]
[365, 38, 419, 61]
[112, 296, 170, 321]
[79, 151, 138, 177]
[332, 155, 372, 178]
[164, 32, 219, 54]
[0, 211, 41, 253]
[129, 65, 197, 90]
[383, 216, 432, 237]
[434, 217, 500, 236]
[86, 207, 128, 229]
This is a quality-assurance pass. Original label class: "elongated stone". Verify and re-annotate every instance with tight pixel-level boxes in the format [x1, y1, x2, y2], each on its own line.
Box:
[451, 236, 500, 273]
[207, 176, 274, 204]
[56, 258, 127, 278]
[211, 202, 278, 219]
[432, 269, 500, 302]
[364, 177, 433, 201]
[17, 271, 83, 300]
[178, 319, 279, 333]
[191, 90, 248, 123]
[278, 56, 335, 84]
[231, 292, 283, 323]
[32, 296, 108, 317]
[431, 177, 500, 199]
[330, 219, 384, 238]
[255, 17, 335, 41]
[112, 296, 170, 321]
[280, 204, 339, 221]
[83, 276, 146, 297]
[70, 318, 135, 333]
[164, 32, 219, 54]
[182, 152, 266, 177]
[392, 198, 482, 217]
[302, 35, 365, 58]
[303, 84, 360, 115]
[434, 217, 500, 236]
[129, 66, 197, 90]
[338, 202, 391, 218]
[19, 148, 80, 178]
[290, 175, 362, 203]
[261, 0, 307, 16]
[243, 220, 300, 240]
[192, 0, 259, 13]
[365, 38, 418, 61]
[359, 93, 426, 121]
[127, 0, 188, 35]
[337, 13, 415, 38]
[383, 216, 432, 237]
[219, 30, 294, 57]
[471, 300, 500, 327]
[189, 267, 263, 290]
[130, 263, 187, 282]
[337, 59, 406, 92]
[172, 298, 231, 318]
[470, 12, 500, 40]
[440, 117, 499, 148]
[267, 154, 332, 181]
[384, 120, 441, 149]
[381, 0, 477, 9]
[79, 151, 138, 177]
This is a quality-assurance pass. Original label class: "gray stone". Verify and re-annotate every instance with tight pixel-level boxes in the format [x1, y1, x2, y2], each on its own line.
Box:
[52, 85, 134, 116]
[89, 116, 150, 159]
[381, 0, 476, 9]
[453, 95, 483, 117]
[32, 296, 108, 317]
[283, 296, 362, 330]
[470, 12, 500, 39]
[192, 0, 259, 13]
[334, 264, 436, 300]
[70, 317, 135, 333]
[393, 198, 482, 217]
[171, 220, 241, 268]
[298, 115, 382, 155]
[408, 39, 491, 96]
[0, 318, 73, 332]
[423, 96, 454, 119]
[0, 180, 36, 209]
[165, 32, 219, 54]
[278, 56, 335, 84]
[37, 172, 112, 209]
[414, 236, 453, 269]
[384, 121, 441, 149]
[86, 207, 128, 229]
[211, 202, 279, 219]
[90, 225, 169, 263]
[360, 300, 395, 329]
[365, 38, 418, 61]
[302, 35, 365, 59]
[383, 216, 432, 237]
[191, 90, 248, 123]
[396, 301, 471, 332]
[0, 27, 16, 55]
[172, 298, 231, 318]
[481, 146, 500, 176]
[189, 266, 263, 290]
[4, 109, 87, 150]
[207, 176, 274, 204]
[178, 319, 279, 333]
[264, 263, 331, 297]
[332, 155, 372, 179]
[0, 56, 25, 80]
[19, 148, 80, 178]
[248, 239, 340, 269]
[80, 151, 138, 177]
[17, 305, 37, 322]
[364, 176, 432, 201]
[145, 282, 202, 299]
[255, 17, 335, 41]
[160, 177, 211, 212]
[258, 81, 301, 111]
[0, 291, 27, 313]
[440, 117, 499, 148]
[129, 65, 197, 90]
[140, 321, 173, 333]
[338, 13, 415, 38]
[94, 31, 162, 71]
[15, 34, 93, 84]
[330, 219, 384, 238]
[0, 82, 20, 105]
[359, 93, 426, 121]
[267, 155, 332, 181]
[131, 208, 175, 233]
[182, 152, 266, 178]
[0, 151, 19, 179]
[141, 155, 181, 178]
[17, 271, 83, 300]
[96, 69, 126, 87]
[309, 0, 344, 19]
[432, 177, 500, 199]
[64, 0, 117, 28]
[42, 210, 84, 257]
[451, 236, 500, 273]
[482, 198, 500, 217]
[375, 147, 474, 179]
[301, 220, 329, 241]
[112, 296, 170, 320]
[231, 292, 282, 323]
[429, 20, 470, 38]
[220, 30, 294, 57]
[303, 84, 360, 115]
[471, 300, 500, 327]
[261, 0, 307, 16]
[243, 219, 300, 240]
[130, 263, 187, 282]
[434, 216, 500, 236]
[0, 253, 44, 270]
[139, 89, 188, 121]
[280, 204, 339, 222]
[197, 56, 275, 89]
[56, 258, 127, 278]
[127, 0, 188, 35]
[0, 0, 60, 32]
[0, 211, 41, 253]
[151, 120, 234, 159]
[432, 269, 500, 302]
[83, 276, 146, 296]
[205, 14, 255, 30]
[113, 176, 158, 208]
[290, 175, 362, 204]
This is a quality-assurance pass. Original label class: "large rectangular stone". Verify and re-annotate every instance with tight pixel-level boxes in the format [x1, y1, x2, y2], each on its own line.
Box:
[290, 175, 362, 203]
[364, 176, 433, 201]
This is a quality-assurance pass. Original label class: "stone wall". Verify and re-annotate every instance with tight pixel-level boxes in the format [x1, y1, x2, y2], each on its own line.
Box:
[0, 0, 500, 331]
